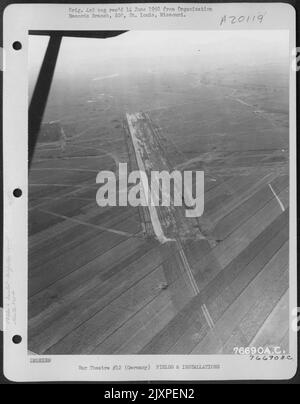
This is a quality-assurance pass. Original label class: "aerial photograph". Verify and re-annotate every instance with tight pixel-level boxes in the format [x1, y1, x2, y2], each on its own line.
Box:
[28, 30, 289, 355]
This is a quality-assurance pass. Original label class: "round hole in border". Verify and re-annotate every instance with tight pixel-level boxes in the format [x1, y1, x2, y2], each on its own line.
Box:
[13, 188, 22, 198]
[12, 335, 22, 344]
[12, 41, 22, 51]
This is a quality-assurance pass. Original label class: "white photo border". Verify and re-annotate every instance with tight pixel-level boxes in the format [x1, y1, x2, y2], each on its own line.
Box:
[3, 2, 297, 382]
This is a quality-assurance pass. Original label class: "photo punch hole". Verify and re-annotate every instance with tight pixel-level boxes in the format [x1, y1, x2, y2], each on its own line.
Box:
[13, 188, 22, 198]
[12, 41, 22, 51]
[12, 335, 22, 345]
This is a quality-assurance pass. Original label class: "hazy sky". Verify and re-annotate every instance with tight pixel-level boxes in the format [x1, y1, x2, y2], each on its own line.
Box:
[28, 30, 289, 84]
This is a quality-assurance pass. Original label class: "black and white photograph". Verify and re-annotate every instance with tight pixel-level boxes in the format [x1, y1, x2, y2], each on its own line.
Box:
[2, 2, 297, 382]
[28, 28, 291, 355]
